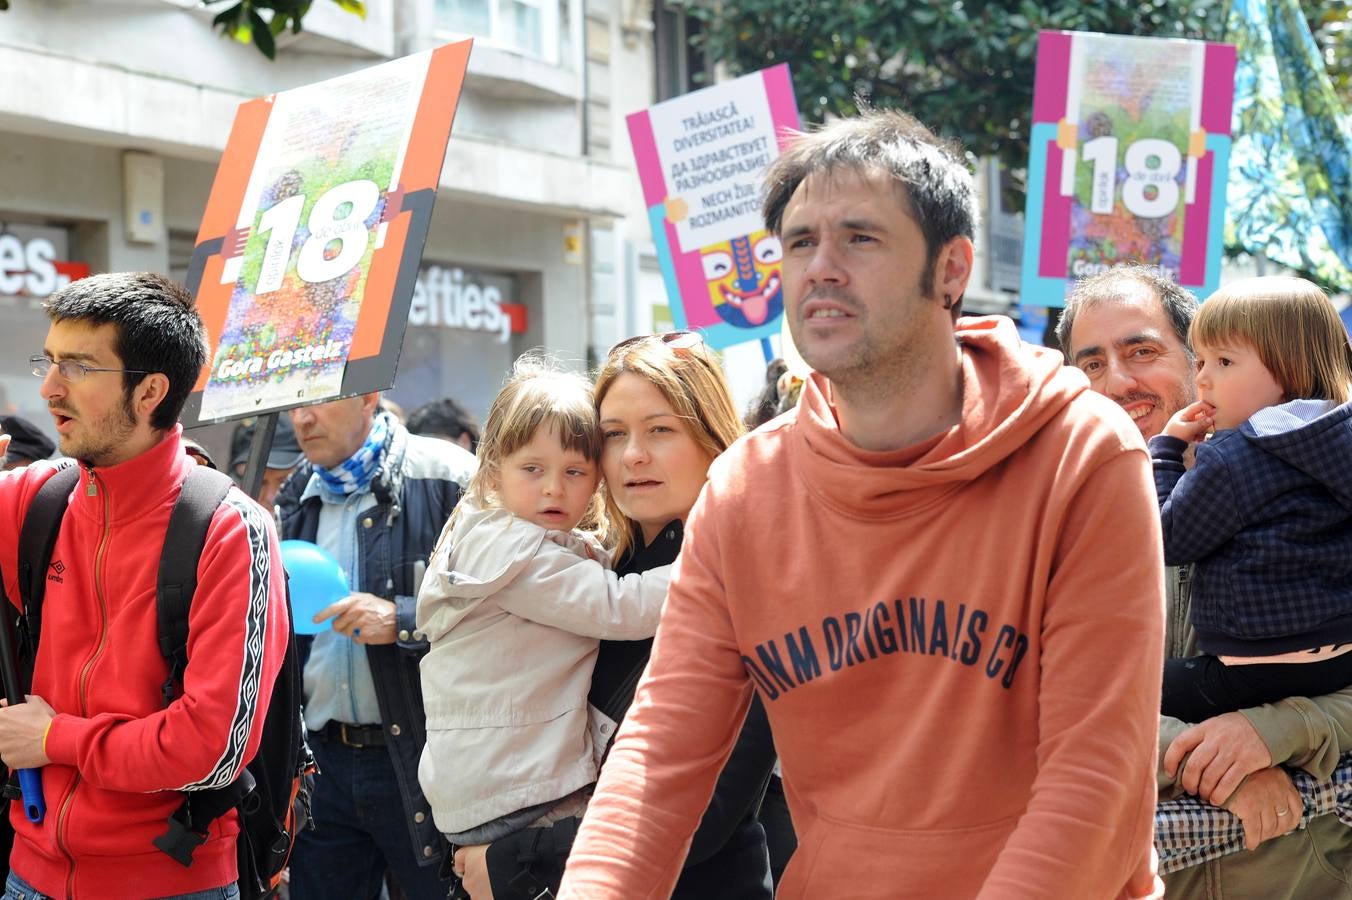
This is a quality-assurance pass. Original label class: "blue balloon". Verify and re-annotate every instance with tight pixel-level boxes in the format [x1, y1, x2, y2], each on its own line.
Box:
[280, 540, 350, 635]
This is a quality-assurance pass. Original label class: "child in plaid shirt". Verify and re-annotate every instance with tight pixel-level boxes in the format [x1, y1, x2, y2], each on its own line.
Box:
[1154, 277, 1352, 722]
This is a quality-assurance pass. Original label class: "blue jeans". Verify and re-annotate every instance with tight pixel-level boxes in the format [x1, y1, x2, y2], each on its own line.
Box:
[288, 732, 447, 900]
[5, 871, 239, 899]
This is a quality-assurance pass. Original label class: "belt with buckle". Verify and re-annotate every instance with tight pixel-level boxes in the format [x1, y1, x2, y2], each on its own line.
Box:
[312, 721, 386, 748]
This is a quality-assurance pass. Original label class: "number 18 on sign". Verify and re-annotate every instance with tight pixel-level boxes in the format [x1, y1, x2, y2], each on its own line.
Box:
[1019, 31, 1236, 308]
[253, 181, 382, 296]
[187, 42, 472, 423]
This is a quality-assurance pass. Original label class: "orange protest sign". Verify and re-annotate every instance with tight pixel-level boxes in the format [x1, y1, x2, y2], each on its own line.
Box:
[181, 40, 471, 426]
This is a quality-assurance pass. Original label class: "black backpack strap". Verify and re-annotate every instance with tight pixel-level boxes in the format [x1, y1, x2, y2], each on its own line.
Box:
[6, 464, 83, 806]
[156, 466, 233, 708]
[16, 463, 81, 662]
[153, 768, 255, 867]
[150, 465, 257, 869]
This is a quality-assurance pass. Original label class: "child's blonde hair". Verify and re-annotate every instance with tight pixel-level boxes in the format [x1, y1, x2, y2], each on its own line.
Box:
[1191, 277, 1352, 405]
[464, 353, 605, 533]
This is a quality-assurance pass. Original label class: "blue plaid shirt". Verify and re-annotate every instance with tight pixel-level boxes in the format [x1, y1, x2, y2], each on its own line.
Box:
[1150, 399, 1352, 655]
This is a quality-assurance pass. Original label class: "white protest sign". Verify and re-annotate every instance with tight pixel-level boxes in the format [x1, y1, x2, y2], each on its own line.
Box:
[648, 74, 779, 253]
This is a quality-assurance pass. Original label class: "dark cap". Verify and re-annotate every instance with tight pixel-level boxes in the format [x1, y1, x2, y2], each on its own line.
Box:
[230, 415, 305, 472]
[1, 415, 57, 466]
[182, 437, 220, 470]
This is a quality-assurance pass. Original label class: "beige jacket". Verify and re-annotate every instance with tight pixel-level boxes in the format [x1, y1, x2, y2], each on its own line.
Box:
[415, 502, 668, 835]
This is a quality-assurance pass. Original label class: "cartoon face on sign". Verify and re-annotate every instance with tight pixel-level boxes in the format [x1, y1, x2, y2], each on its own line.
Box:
[701, 231, 783, 329]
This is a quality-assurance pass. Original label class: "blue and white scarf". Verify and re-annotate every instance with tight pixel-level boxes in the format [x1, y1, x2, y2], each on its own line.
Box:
[316, 411, 391, 496]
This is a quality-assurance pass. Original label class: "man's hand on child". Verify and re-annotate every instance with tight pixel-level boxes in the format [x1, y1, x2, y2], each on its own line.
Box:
[453, 844, 493, 899]
[1163, 711, 1272, 805]
[1163, 399, 1216, 443]
[1225, 767, 1302, 850]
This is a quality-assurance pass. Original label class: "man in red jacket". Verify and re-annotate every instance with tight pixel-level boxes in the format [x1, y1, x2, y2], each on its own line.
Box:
[0, 272, 289, 900]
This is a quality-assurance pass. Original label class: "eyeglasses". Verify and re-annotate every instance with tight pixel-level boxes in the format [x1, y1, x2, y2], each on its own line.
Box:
[608, 331, 706, 356]
[30, 355, 149, 382]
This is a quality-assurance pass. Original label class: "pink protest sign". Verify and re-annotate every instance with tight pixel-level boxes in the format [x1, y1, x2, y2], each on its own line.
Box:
[1020, 31, 1236, 308]
[627, 64, 800, 349]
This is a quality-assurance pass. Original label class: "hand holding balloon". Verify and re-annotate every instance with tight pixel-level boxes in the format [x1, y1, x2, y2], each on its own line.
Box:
[279, 540, 349, 636]
[314, 593, 398, 645]
[279, 541, 398, 644]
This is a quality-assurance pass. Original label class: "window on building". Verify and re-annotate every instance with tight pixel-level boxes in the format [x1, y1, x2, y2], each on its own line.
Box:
[435, 0, 571, 65]
[654, 1, 706, 101]
[985, 160, 1025, 295]
[168, 229, 197, 289]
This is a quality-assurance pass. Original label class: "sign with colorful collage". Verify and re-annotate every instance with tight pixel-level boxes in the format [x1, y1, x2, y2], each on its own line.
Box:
[1020, 31, 1236, 308]
[181, 41, 471, 425]
[627, 64, 801, 350]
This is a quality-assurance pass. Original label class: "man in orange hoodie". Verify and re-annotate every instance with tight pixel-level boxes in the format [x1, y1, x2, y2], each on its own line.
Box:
[558, 109, 1165, 899]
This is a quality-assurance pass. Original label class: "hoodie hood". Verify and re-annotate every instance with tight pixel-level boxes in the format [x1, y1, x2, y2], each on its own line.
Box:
[789, 315, 1092, 519]
[1241, 399, 1352, 506]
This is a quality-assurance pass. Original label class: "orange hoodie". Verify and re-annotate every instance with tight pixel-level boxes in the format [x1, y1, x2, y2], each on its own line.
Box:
[560, 317, 1165, 899]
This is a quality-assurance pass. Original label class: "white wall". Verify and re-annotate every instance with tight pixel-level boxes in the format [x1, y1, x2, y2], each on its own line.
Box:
[0, 132, 169, 273]
[0, 1, 391, 100]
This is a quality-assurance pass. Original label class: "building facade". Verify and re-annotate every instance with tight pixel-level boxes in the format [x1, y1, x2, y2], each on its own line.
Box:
[0, 0, 663, 459]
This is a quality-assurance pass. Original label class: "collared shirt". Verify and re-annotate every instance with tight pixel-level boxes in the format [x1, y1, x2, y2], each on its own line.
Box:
[300, 473, 382, 728]
[1156, 751, 1352, 874]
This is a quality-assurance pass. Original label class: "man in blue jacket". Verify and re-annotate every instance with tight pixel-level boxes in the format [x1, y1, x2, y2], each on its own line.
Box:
[276, 391, 475, 899]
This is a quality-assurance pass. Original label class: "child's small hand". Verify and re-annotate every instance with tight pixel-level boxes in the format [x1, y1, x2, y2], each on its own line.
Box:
[1163, 400, 1215, 443]
[546, 530, 596, 559]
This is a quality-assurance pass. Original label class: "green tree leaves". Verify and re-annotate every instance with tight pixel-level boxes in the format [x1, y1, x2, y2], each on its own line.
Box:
[675, 0, 1348, 174]
[201, 0, 360, 59]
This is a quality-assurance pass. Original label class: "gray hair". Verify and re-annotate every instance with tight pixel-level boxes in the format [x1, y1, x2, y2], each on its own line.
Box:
[1057, 265, 1199, 361]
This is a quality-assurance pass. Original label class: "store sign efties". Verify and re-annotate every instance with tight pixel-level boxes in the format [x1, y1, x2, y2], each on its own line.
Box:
[0, 235, 90, 298]
[407, 265, 527, 344]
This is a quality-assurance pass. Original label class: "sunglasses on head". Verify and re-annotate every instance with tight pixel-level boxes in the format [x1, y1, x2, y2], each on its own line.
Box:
[608, 330, 706, 356]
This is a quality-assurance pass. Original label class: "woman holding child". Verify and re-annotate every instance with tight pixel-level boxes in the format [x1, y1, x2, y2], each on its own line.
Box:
[445, 332, 777, 899]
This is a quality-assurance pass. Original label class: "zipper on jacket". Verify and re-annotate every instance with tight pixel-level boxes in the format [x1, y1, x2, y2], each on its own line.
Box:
[56, 467, 113, 896]
[80, 469, 114, 715]
[54, 776, 83, 900]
